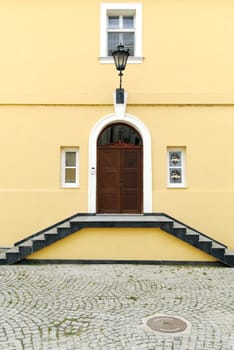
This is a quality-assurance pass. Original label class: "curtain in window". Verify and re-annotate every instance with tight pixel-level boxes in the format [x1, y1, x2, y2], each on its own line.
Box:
[108, 33, 134, 56]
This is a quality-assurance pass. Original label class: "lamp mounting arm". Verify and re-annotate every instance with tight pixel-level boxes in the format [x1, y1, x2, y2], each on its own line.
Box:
[119, 71, 123, 89]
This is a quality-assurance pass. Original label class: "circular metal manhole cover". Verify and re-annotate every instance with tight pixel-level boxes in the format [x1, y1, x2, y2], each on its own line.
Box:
[147, 316, 187, 333]
[142, 314, 191, 336]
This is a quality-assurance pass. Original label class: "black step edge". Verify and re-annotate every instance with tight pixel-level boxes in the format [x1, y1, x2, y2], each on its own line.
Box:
[157, 212, 227, 248]
[15, 212, 173, 246]
[14, 212, 82, 246]
[15, 212, 227, 248]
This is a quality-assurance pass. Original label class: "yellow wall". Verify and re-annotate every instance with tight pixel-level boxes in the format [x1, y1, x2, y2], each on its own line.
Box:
[0, 0, 233, 104]
[0, 1, 234, 260]
[27, 227, 215, 262]
[0, 104, 234, 250]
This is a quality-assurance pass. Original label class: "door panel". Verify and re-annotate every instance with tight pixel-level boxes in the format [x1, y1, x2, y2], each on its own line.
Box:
[121, 149, 142, 213]
[97, 149, 120, 213]
[97, 146, 142, 213]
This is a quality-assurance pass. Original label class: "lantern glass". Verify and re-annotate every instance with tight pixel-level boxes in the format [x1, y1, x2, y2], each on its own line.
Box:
[112, 45, 129, 71]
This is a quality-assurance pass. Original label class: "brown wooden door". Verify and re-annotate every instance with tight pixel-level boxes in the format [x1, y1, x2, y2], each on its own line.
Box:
[97, 143, 143, 213]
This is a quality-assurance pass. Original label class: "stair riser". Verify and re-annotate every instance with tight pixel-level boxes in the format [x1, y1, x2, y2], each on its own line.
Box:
[161, 222, 174, 232]
[224, 256, 234, 266]
[70, 222, 81, 231]
[172, 228, 186, 239]
[197, 242, 212, 253]
[185, 235, 199, 244]
[6, 253, 20, 264]
[0, 259, 7, 265]
[32, 241, 46, 252]
[44, 234, 59, 244]
[57, 228, 72, 239]
[211, 249, 225, 259]
[19, 246, 32, 257]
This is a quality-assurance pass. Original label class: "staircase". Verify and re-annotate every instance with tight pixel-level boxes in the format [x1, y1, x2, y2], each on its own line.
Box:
[0, 213, 233, 266]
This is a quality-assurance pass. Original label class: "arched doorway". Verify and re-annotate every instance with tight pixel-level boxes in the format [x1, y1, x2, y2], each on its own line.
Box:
[97, 123, 143, 213]
[88, 113, 152, 214]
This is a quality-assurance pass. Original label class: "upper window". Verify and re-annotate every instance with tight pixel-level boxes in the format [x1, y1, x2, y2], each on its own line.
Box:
[107, 15, 135, 56]
[100, 3, 142, 63]
[167, 148, 186, 188]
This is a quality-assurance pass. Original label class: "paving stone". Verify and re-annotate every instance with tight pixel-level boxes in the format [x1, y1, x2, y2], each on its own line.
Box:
[0, 265, 233, 349]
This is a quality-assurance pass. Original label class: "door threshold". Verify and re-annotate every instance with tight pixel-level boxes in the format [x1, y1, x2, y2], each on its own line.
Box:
[96, 213, 144, 216]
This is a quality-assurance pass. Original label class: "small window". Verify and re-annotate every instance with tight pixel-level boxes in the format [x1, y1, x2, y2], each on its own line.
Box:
[61, 148, 79, 188]
[100, 3, 142, 63]
[167, 149, 186, 188]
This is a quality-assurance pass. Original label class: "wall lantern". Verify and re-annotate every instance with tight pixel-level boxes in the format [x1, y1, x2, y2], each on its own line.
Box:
[112, 44, 129, 104]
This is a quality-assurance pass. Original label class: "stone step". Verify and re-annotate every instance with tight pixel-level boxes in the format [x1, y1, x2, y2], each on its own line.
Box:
[185, 230, 200, 244]
[173, 223, 186, 229]
[6, 247, 21, 264]
[32, 234, 45, 241]
[46, 228, 58, 234]
[44, 231, 59, 243]
[212, 242, 226, 249]
[74, 215, 170, 222]
[57, 222, 71, 228]
[19, 243, 32, 257]
[199, 236, 212, 242]
[211, 242, 226, 259]
[31, 237, 46, 251]
[224, 250, 234, 266]
[19, 240, 33, 247]
[7, 247, 19, 253]
[57, 226, 72, 239]
[0, 252, 6, 259]
[197, 236, 212, 253]
[171, 223, 187, 239]
[16, 240, 33, 260]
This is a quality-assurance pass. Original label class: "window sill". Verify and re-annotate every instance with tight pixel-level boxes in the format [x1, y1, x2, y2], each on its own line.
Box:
[99, 56, 144, 64]
[167, 185, 187, 189]
[61, 185, 79, 189]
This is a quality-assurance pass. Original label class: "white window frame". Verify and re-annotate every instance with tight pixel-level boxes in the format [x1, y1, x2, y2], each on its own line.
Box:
[167, 148, 186, 188]
[100, 3, 142, 64]
[61, 148, 79, 188]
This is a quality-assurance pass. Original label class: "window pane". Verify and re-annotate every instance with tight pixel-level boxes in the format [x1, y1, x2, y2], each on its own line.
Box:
[169, 152, 181, 167]
[108, 32, 134, 56]
[170, 169, 182, 183]
[65, 168, 76, 183]
[108, 32, 121, 56]
[65, 152, 76, 167]
[98, 123, 142, 145]
[108, 16, 119, 29]
[123, 16, 134, 29]
[123, 32, 134, 56]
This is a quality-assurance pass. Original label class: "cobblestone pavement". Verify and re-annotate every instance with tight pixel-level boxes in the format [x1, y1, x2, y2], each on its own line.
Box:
[0, 264, 233, 350]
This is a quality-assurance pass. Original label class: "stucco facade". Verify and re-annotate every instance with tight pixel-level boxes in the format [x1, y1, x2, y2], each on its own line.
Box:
[0, 0, 234, 262]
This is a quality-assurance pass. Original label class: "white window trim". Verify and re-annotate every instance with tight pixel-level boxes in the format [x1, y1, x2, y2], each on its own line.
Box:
[61, 148, 79, 188]
[100, 3, 143, 64]
[167, 148, 186, 188]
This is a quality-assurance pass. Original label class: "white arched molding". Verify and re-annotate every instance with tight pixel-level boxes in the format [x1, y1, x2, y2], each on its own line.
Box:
[88, 113, 152, 213]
